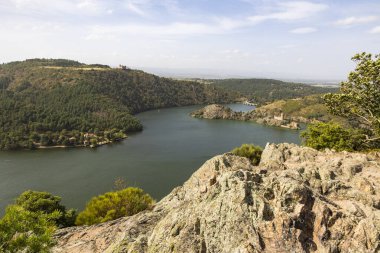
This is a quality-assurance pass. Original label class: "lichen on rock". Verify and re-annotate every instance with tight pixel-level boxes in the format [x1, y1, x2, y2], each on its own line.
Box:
[53, 143, 380, 253]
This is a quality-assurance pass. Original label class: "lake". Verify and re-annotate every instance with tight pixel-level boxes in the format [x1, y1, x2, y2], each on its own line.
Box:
[0, 104, 300, 214]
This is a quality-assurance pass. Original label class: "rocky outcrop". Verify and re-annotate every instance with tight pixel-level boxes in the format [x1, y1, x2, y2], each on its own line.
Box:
[190, 104, 244, 120]
[247, 107, 302, 129]
[53, 144, 380, 253]
[191, 104, 300, 129]
[254, 117, 300, 129]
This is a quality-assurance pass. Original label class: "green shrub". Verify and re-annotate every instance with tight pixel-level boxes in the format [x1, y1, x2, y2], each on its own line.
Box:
[0, 205, 58, 253]
[231, 144, 263, 165]
[75, 187, 154, 226]
[301, 122, 365, 151]
[15, 190, 76, 228]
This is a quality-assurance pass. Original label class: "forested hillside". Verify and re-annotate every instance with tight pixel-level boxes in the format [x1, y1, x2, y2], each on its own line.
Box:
[0, 59, 234, 150]
[211, 78, 338, 104]
[252, 94, 346, 124]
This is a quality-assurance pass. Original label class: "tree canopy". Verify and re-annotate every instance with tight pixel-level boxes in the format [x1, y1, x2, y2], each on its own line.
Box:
[0, 186, 155, 252]
[0, 205, 57, 253]
[302, 53, 380, 151]
[75, 187, 154, 226]
[0, 59, 235, 150]
[301, 122, 364, 151]
[324, 53, 380, 148]
[212, 78, 338, 105]
[15, 190, 76, 228]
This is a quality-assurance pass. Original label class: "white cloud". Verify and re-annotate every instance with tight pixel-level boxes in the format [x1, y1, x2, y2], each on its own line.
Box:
[160, 0, 180, 13]
[122, 0, 181, 17]
[0, 0, 377, 80]
[248, 1, 328, 23]
[369, 26, 380, 34]
[209, 1, 328, 32]
[278, 44, 297, 49]
[83, 2, 328, 40]
[220, 49, 251, 59]
[84, 14, 268, 39]
[273, 1, 327, 20]
[84, 14, 277, 40]
[76, 0, 104, 13]
[123, 0, 150, 16]
[290, 27, 317, 34]
[4, 0, 112, 16]
[221, 49, 241, 54]
[84, 22, 225, 40]
[335, 16, 378, 26]
[4, 0, 182, 18]
[2, 0, 328, 33]
[214, 17, 246, 30]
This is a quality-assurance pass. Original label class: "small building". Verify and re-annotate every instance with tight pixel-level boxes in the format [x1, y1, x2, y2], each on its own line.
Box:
[243, 100, 256, 106]
[274, 113, 284, 121]
[84, 133, 95, 138]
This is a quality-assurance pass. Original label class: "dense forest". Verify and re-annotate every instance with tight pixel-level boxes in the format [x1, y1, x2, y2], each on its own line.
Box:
[211, 78, 338, 105]
[0, 59, 234, 150]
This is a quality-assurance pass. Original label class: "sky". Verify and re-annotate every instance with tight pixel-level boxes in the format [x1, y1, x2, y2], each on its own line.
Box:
[0, 0, 379, 80]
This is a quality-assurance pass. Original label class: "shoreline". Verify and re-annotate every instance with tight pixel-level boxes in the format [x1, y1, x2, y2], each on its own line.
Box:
[36, 145, 77, 149]
[34, 137, 128, 150]
[190, 104, 302, 130]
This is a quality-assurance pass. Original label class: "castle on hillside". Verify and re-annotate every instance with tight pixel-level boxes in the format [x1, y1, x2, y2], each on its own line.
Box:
[274, 113, 284, 121]
[117, 64, 130, 70]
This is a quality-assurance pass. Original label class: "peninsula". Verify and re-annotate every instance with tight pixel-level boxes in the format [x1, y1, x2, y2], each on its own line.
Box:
[190, 104, 301, 130]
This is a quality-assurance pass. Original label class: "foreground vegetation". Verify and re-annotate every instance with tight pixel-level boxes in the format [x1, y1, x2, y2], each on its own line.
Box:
[302, 53, 380, 151]
[0, 191, 75, 252]
[0, 205, 57, 253]
[231, 144, 263, 165]
[76, 187, 154, 226]
[0, 185, 154, 252]
[0, 59, 235, 150]
[301, 122, 365, 151]
[15, 191, 77, 228]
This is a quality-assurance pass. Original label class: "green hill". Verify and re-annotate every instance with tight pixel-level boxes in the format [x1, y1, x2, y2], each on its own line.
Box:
[253, 94, 347, 125]
[0, 59, 234, 150]
[211, 78, 338, 105]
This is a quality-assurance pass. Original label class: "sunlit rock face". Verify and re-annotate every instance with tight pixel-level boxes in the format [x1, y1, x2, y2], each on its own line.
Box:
[190, 104, 301, 129]
[54, 143, 380, 253]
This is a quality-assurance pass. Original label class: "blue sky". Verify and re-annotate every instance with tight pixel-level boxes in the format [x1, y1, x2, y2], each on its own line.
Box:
[1, 0, 379, 80]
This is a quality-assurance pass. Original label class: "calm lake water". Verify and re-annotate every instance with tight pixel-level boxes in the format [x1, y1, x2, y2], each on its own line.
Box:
[0, 104, 300, 214]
